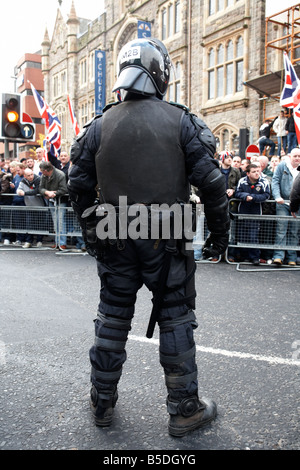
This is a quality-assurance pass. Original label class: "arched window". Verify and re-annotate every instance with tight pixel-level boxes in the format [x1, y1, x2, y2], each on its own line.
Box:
[217, 45, 224, 97]
[236, 36, 243, 56]
[226, 40, 233, 61]
[217, 44, 224, 64]
[213, 124, 239, 151]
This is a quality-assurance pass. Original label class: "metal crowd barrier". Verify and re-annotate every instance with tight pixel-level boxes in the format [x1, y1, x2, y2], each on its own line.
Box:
[1, 196, 300, 268]
[0, 194, 84, 255]
[192, 199, 300, 271]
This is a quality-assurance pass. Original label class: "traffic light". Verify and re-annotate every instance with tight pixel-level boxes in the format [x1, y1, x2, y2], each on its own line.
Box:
[1, 93, 35, 141]
[1, 93, 21, 138]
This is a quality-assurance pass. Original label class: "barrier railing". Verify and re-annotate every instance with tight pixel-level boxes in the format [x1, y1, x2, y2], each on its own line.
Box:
[0, 194, 83, 253]
[1, 196, 299, 267]
[191, 199, 300, 270]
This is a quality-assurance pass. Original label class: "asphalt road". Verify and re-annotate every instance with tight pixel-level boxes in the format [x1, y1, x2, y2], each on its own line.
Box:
[0, 248, 299, 453]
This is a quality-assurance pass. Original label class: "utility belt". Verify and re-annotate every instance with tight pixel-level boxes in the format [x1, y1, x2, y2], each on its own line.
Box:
[82, 200, 196, 251]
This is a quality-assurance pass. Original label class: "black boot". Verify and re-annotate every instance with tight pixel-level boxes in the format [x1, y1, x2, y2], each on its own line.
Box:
[168, 395, 217, 437]
[90, 385, 118, 427]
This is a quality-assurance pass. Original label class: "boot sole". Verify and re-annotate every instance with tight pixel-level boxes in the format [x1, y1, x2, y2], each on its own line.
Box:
[94, 415, 113, 427]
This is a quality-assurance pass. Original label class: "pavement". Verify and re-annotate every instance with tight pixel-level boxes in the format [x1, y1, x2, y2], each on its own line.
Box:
[0, 248, 299, 454]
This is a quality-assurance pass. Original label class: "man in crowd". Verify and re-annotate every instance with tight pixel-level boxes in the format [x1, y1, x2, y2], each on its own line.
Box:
[272, 148, 300, 266]
[39, 161, 68, 250]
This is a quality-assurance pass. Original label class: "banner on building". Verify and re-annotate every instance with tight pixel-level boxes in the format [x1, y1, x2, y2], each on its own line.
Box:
[137, 21, 151, 38]
[95, 50, 106, 115]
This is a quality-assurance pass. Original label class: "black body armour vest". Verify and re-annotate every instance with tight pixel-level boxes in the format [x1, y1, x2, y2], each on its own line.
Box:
[95, 99, 190, 206]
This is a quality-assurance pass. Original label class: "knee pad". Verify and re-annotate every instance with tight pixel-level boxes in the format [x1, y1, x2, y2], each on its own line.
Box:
[158, 309, 198, 333]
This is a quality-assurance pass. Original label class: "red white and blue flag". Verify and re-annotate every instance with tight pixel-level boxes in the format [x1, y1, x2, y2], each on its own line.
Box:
[280, 52, 300, 143]
[280, 51, 300, 108]
[30, 82, 61, 157]
[67, 94, 80, 136]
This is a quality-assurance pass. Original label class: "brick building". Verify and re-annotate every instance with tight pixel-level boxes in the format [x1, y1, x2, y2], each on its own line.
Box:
[32, 1, 299, 157]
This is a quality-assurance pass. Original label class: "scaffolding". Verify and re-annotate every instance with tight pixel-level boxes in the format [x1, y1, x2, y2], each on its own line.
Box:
[265, 4, 300, 68]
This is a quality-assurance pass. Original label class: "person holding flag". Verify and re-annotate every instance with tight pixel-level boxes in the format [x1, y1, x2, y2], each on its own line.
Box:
[285, 111, 297, 153]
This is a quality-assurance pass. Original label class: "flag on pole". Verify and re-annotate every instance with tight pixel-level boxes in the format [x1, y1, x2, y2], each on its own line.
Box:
[67, 94, 80, 136]
[280, 52, 300, 145]
[29, 82, 62, 157]
[293, 87, 300, 144]
[280, 51, 300, 108]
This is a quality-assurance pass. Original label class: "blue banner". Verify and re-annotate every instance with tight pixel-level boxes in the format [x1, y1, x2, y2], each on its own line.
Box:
[137, 20, 151, 38]
[95, 50, 106, 115]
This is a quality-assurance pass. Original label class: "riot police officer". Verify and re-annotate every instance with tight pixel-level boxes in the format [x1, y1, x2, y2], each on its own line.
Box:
[68, 38, 230, 437]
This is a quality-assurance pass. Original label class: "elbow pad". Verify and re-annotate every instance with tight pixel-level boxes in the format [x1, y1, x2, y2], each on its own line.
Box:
[198, 169, 230, 234]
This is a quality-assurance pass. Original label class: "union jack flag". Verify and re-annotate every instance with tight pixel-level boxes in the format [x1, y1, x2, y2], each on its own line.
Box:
[280, 52, 300, 145]
[280, 52, 300, 108]
[30, 82, 61, 157]
[67, 95, 80, 136]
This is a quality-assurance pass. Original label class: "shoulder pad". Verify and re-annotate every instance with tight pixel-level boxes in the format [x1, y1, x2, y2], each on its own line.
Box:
[169, 101, 190, 113]
[102, 101, 120, 113]
[190, 114, 216, 158]
[74, 114, 101, 142]
[83, 114, 102, 130]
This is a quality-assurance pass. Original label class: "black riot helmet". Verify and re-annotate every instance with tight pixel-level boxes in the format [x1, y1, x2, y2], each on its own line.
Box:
[112, 38, 171, 99]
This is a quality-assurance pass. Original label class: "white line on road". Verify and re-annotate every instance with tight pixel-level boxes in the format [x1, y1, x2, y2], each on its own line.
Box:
[128, 335, 300, 367]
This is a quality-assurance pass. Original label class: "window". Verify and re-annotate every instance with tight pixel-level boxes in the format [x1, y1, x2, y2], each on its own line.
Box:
[53, 70, 67, 98]
[89, 51, 95, 83]
[226, 63, 233, 95]
[161, 1, 180, 40]
[214, 124, 239, 151]
[80, 102, 88, 127]
[80, 58, 87, 86]
[217, 45, 224, 97]
[208, 49, 215, 99]
[90, 99, 95, 119]
[209, 0, 215, 15]
[209, 0, 239, 16]
[162, 9, 167, 40]
[168, 61, 181, 102]
[53, 75, 59, 98]
[175, 1, 180, 33]
[168, 4, 173, 36]
[61, 71, 66, 95]
[207, 36, 244, 100]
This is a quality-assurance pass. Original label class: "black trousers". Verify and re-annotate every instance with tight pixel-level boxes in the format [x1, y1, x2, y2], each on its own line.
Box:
[90, 238, 198, 411]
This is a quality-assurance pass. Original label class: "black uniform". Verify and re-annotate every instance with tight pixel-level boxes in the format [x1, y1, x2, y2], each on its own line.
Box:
[290, 167, 300, 213]
[68, 95, 229, 426]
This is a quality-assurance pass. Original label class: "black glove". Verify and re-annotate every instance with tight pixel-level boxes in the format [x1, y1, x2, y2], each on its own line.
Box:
[202, 232, 229, 259]
[83, 216, 98, 257]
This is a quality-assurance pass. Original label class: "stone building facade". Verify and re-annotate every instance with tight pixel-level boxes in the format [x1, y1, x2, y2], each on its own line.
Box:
[41, 0, 272, 155]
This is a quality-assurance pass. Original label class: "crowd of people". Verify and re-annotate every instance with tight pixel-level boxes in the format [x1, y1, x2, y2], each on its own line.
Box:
[0, 148, 86, 251]
[192, 112, 300, 266]
[1, 110, 300, 263]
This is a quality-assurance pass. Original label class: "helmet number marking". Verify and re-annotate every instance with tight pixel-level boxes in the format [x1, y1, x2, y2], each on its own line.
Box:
[120, 46, 141, 64]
